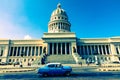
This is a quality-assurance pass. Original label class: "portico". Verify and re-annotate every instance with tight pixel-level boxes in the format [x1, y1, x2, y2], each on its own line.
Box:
[42, 32, 77, 55]
[48, 42, 71, 55]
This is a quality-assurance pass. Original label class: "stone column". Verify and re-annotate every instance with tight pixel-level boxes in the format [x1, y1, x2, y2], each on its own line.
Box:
[34, 46, 36, 56]
[56, 43, 58, 55]
[23, 47, 25, 53]
[16, 47, 18, 56]
[0, 46, 2, 54]
[47, 43, 50, 55]
[12, 47, 15, 56]
[65, 43, 67, 55]
[104, 45, 108, 55]
[69, 43, 71, 54]
[31, 46, 33, 56]
[108, 45, 111, 55]
[118, 45, 120, 54]
[61, 43, 62, 55]
[110, 43, 119, 61]
[101, 45, 104, 55]
[27, 46, 29, 56]
[8, 47, 11, 56]
[52, 43, 54, 55]
[86, 45, 89, 55]
[39, 46, 42, 56]
[117, 45, 119, 54]
[90, 46, 92, 55]
[83, 46, 85, 55]
[38, 46, 40, 56]
[97, 45, 100, 55]
[20, 47, 22, 56]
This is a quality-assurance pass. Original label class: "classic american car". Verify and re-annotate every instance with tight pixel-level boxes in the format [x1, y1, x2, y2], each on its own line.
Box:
[37, 63, 72, 76]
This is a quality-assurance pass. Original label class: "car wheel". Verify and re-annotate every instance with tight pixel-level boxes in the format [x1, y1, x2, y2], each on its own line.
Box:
[43, 73, 48, 77]
[65, 71, 71, 76]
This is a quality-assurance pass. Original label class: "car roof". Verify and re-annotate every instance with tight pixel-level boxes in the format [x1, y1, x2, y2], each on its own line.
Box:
[46, 63, 61, 66]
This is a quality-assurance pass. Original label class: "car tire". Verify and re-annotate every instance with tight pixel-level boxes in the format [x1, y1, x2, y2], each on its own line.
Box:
[65, 71, 71, 76]
[43, 73, 48, 77]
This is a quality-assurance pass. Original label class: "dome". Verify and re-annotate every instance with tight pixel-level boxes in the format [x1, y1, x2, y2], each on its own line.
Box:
[48, 3, 71, 33]
[51, 3, 68, 17]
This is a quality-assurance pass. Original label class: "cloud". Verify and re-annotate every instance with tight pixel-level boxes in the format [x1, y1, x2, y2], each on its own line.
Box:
[0, 13, 25, 39]
[0, 0, 32, 39]
[24, 35, 32, 40]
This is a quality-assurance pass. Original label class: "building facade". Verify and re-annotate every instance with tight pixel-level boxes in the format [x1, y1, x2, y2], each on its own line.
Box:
[0, 3, 120, 65]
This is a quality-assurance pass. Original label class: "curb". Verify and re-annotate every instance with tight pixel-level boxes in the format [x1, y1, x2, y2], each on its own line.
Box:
[0, 69, 36, 73]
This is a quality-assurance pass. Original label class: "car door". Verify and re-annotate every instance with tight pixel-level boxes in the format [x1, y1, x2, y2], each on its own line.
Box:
[48, 64, 56, 75]
[55, 64, 65, 75]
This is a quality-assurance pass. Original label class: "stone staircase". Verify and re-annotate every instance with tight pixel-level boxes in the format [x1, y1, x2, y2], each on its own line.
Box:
[72, 53, 86, 64]
[32, 58, 41, 65]
[31, 53, 86, 65]
[47, 55, 76, 64]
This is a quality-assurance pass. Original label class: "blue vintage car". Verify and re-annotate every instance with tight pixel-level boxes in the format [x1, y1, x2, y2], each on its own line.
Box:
[37, 63, 72, 76]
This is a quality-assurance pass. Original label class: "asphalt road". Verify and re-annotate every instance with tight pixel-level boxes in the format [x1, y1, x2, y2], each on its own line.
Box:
[0, 67, 120, 80]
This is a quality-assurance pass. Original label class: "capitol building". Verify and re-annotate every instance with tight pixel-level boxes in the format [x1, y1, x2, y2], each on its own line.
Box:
[0, 3, 120, 65]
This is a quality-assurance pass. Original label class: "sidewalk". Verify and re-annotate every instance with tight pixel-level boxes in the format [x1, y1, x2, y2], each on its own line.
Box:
[0, 64, 97, 74]
[1, 63, 119, 73]
[0, 65, 37, 73]
[0, 63, 99, 69]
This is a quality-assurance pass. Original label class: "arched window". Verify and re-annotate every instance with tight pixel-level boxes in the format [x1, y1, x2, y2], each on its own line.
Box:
[58, 17, 60, 19]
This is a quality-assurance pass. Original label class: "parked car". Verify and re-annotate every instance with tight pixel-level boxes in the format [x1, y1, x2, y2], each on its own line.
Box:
[7, 62, 13, 65]
[0, 62, 7, 65]
[13, 62, 20, 65]
[111, 61, 120, 64]
[37, 63, 72, 76]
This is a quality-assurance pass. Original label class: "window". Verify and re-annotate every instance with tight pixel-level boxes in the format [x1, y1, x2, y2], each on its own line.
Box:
[0, 50, 3, 56]
[58, 17, 60, 19]
[13, 59, 15, 62]
[24, 59, 26, 62]
[9, 59, 11, 62]
[17, 59, 19, 61]
[32, 59, 34, 61]
[48, 64, 55, 68]
[56, 64, 62, 68]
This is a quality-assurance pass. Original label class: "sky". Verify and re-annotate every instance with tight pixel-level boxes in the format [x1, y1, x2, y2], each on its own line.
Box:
[0, 0, 120, 39]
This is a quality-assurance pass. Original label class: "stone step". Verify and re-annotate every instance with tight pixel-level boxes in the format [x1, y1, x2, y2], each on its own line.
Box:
[47, 55, 76, 64]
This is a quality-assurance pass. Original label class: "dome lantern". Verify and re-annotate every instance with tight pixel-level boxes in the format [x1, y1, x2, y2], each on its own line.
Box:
[57, 3, 61, 8]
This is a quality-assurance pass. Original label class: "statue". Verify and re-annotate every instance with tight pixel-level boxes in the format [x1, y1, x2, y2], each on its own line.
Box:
[43, 47, 46, 53]
[73, 47, 76, 53]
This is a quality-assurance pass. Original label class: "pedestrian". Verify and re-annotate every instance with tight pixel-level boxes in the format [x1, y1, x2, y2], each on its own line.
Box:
[13, 63, 15, 67]
[20, 61, 23, 68]
[41, 57, 45, 65]
[78, 62, 82, 66]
